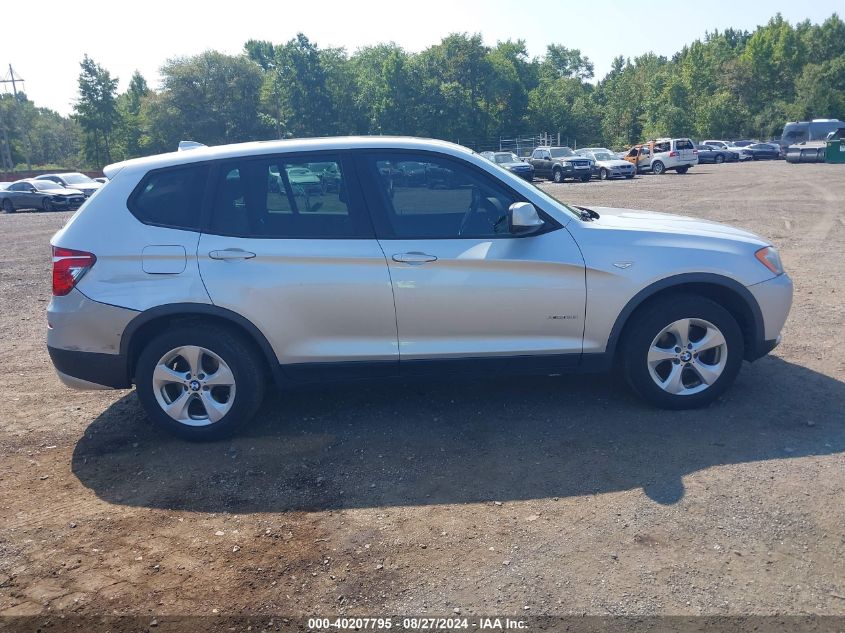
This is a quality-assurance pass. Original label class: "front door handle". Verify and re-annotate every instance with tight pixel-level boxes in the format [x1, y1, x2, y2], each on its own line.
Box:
[392, 252, 438, 264]
[209, 248, 256, 260]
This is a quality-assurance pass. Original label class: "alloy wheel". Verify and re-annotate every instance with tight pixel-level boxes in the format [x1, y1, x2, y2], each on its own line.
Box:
[151, 345, 236, 426]
[646, 318, 728, 396]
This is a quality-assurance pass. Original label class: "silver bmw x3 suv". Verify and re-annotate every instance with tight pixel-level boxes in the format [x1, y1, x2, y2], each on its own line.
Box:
[48, 137, 793, 439]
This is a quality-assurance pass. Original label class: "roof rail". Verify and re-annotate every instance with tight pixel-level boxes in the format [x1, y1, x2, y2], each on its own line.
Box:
[178, 140, 207, 152]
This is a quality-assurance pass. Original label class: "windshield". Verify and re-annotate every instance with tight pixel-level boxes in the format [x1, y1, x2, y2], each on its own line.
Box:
[493, 153, 520, 164]
[61, 173, 95, 185]
[32, 180, 63, 191]
[549, 147, 575, 158]
[592, 151, 615, 161]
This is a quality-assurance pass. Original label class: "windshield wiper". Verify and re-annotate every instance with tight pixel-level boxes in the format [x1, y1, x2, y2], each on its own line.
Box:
[575, 205, 600, 221]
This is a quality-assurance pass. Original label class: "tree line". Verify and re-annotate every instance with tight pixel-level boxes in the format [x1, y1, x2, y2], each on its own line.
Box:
[1, 12, 843, 170]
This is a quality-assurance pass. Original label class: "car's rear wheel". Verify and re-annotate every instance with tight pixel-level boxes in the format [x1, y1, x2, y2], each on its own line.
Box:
[580, 174, 590, 182]
[625, 174, 634, 179]
[2, 199, 13, 214]
[715, 154, 725, 164]
[599, 168, 609, 180]
[676, 166, 689, 174]
[621, 294, 743, 409]
[651, 160, 665, 175]
[135, 325, 265, 440]
[42, 198, 53, 211]
[552, 167, 564, 183]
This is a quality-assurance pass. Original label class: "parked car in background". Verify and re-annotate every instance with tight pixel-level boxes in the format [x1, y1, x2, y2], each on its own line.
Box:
[729, 140, 758, 148]
[307, 161, 342, 192]
[285, 166, 325, 194]
[0, 179, 86, 212]
[576, 148, 636, 179]
[35, 172, 102, 198]
[46, 136, 792, 439]
[744, 143, 783, 160]
[529, 146, 593, 182]
[622, 138, 698, 174]
[483, 151, 534, 181]
[695, 144, 739, 164]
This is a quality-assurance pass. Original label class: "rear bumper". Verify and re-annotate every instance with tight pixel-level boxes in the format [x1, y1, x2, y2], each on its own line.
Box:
[48, 346, 130, 389]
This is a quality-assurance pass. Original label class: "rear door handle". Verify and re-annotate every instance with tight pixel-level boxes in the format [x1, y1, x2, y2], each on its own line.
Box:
[392, 252, 438, 264]
[209, 248, 256, 260]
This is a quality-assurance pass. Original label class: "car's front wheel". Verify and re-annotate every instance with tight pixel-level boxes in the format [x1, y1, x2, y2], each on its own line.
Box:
[599, 168, 609, 180]
[135, 325, 266, 440]
[651, 160, 665, 175]
[42, 198, 53, 212]
[552, 167, 564, 183]
[621, 295, 743, 409]
[2, 199, 13, 213]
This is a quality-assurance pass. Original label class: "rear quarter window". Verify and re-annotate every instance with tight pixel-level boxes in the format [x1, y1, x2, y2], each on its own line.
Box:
[128, 164, 210, 230]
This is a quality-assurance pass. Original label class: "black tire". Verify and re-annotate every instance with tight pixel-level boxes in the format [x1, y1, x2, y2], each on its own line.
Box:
[42, 198, 53, 212]
[580, 174, 590, 182]
[552, 167, 564, 183]
[621, 294, 743, 410]
[676, 166, 689, 174]
[135, 324, 266, 440]
[625, 174, 634, 179]
[714, 154, 725, 164]
[2, 199, 13, 214]
[599, 168, 609, 180]
[651, 160, 665, 175]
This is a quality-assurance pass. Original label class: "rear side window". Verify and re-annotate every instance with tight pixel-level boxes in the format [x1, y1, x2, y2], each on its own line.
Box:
[129, 164, 209, 230]
[208, 155, 370, 239]
[675, 139, 694, 150]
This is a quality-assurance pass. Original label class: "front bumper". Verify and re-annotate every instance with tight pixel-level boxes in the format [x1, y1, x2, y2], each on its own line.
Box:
[746, 273, 793, 360]
[508, 168, 534, 181]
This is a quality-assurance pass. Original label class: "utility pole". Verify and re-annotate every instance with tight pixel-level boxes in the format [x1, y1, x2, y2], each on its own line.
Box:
[0, 65, 29, 172]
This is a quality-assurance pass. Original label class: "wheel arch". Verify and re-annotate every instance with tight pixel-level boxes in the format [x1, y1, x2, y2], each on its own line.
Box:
[120, 303, 283, 386]
[606, 273, 765, 363]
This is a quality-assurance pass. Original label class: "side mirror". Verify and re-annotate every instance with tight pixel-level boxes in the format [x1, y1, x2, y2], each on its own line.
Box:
[509, 202, 544, 235]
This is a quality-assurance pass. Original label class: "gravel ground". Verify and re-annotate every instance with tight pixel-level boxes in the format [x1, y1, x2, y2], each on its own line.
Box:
[0, 161, 843, 619]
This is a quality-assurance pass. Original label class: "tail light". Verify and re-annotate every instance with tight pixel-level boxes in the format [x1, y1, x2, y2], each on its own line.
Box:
[669, 151, 679, 157]
[52, 246, 96, 296]
[692, 149, 698, 154]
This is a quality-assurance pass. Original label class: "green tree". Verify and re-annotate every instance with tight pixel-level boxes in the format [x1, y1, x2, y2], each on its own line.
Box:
[74, 55, 120, 167]
[117, 71, 150, 158]
[141, 51, 268, 153]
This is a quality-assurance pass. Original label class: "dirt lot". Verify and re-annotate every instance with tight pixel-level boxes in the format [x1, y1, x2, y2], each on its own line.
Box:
[1, 161, 843, 620]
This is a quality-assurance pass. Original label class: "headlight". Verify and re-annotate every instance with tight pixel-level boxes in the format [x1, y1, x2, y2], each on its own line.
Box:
[755, 246, 783, 275]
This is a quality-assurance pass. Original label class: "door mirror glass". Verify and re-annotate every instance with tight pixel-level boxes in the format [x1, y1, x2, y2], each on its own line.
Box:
[509, 202, 544, 235]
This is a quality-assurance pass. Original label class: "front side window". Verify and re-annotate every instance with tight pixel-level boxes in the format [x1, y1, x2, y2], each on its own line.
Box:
[130, 164, 209, 230]
[209, 155, 368, 239]
[366, 153, 521, 239]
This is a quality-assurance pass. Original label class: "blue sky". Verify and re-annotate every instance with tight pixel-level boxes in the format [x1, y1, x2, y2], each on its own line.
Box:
[3, 0, 842, 116]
